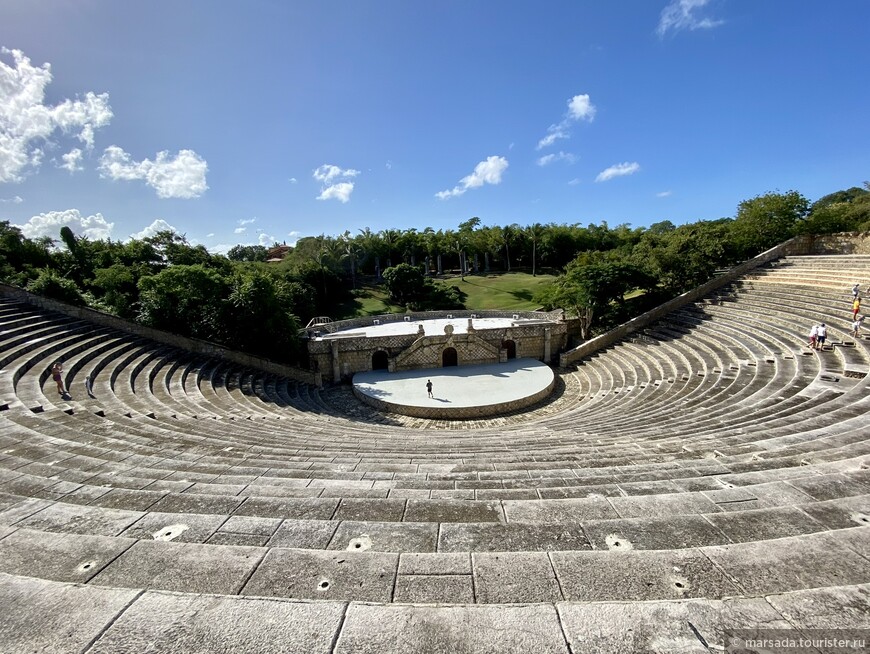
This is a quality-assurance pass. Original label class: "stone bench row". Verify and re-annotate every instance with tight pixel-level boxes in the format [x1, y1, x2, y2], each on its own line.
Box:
[0, 525, 867, 605]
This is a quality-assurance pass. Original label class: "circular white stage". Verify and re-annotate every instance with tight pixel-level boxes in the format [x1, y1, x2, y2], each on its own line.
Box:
[351, 358, 555, 419]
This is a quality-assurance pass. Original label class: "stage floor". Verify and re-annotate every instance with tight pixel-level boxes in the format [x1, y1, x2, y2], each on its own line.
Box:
[351, 358, 555, 419]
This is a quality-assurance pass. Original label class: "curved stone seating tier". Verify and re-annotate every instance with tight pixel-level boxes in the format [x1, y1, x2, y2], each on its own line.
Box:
[1, 255, 870, 651]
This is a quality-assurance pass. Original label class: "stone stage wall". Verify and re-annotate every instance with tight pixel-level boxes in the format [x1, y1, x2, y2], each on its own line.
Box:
[307, 315, 568, 383]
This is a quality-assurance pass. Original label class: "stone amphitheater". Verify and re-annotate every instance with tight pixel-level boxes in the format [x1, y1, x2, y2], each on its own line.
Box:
[0, 250, 869, 653]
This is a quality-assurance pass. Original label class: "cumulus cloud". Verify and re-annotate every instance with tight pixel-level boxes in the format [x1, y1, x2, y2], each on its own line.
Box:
[313, 164, 359, 203]
[657, 190, 673, 197]
[129, 218, 177, 240]
[313, 164, 360, 184]
[13, 209, 114, 241]
[537, 94, 596, 150]
[287, 230, 300, 246]
[317, 182, 355, 203]
[288, 177, 297, 184]
[234, 227, 246, 234]
[0, 195, 23, 203]
[60, 148, 83, 173]
[206, 232, 215, 238]
[0, 48, 113, 183]
[436, 155, 509, 200]
[657, 0, 723, 37]
[537, 151, 576, 166]
[258, 232, 276, 247]
[238, 217, 256, 225]
[595, 162, 641, 182]
[99, 146, 208, 199]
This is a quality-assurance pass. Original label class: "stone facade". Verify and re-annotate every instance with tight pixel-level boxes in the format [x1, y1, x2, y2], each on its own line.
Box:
[307, 313, 568, 383]
[784, 232, 870, 255]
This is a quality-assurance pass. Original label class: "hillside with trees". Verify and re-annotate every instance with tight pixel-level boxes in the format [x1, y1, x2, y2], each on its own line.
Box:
[2, 185, 868, 365]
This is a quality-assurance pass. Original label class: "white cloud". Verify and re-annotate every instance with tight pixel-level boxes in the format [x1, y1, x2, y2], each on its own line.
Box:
[436, 156, 509, 200]
[595, 162, 641, 182]
[13, 209, 114, 241]
[209, 243, 234, 255]
[657, 0, 724, 37]
[313, 164, 359, 203]
[657, 190, 673, 197]
[568, 178, 582, 186]
[567, 95, 596, 121]
[0, 195, 23, 203]
[288, 177, 297, 184]
[536, 94, 596, 150]
[385, 161, 392, 170]
[536, 126, 569, 150]
[258, 232, 276, 247]
[0, 48, 113, 183]
[313, 164, 360, 184]
[317, 181, 355, 203]
[537, 151, 576, 166]
[234, 227, 247, 234]
[287, 230, 300, 246]
[238, 217, 256, 225]
[99, 145, 208, 199]
[129, 218, 177, 240]
[206, 232, 215, 238]
[59, 148, 83, 173]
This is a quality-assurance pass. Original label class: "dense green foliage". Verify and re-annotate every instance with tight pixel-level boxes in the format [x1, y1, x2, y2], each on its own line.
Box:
[382, 263, 466, 311]
[1, 183, 868, 359]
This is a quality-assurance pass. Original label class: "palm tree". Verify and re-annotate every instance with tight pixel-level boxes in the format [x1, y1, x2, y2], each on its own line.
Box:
[340, 230, 359, 288]
[525, 222, 544, 277]
[358, 227, 383, 277]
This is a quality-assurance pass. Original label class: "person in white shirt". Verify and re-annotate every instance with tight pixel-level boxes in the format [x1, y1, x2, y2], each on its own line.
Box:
[817, 323, 827, 349]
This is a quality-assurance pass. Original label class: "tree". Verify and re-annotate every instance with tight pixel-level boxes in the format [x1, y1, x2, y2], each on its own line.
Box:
[539, 258, 647, 339]
[0, 221, 53, 283]
[802, 186, 870, 234]
[137, 264, 230, 341]
[227, 245, 268, 262]
[224, 268, 301, 362]
[340, 231, 360, 288]
[525, 223, 545, 276]
[92, 264, 139, 318]
[382, 263, 427, 306]
[633, 220, 728, 294]
[731, 190, 809, 256]
[26, 268, 85, 306]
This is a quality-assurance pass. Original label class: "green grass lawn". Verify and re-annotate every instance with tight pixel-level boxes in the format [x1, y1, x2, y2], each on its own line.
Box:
[332, 272, 556, 319]
[440, 272, 556, 310]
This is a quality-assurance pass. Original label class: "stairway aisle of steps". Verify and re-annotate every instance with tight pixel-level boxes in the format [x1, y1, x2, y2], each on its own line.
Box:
[0, 254, 869, 653]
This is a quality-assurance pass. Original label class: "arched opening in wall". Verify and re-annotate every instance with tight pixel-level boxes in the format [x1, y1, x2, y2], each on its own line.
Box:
[371, 350, 389, 370]
[442, 347, 458, 367]
[502, 340, 517, 360]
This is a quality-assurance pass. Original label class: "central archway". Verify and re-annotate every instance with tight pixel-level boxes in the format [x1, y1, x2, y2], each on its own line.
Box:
[371, 350, 389, 370]
[502, 339, 517, 360]
[442, 347, 458, 367]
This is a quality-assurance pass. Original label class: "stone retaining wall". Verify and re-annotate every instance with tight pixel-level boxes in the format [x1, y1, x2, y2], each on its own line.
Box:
[559, 238, 800, 367]
[0, 283, 321, 387]
[784, 232, 870, 255]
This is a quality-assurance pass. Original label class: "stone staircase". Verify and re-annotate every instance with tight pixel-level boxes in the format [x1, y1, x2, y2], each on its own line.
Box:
[0, 254, 868, 652]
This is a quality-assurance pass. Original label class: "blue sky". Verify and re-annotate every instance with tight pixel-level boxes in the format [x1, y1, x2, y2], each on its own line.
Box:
[1, 1, 868, 252]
